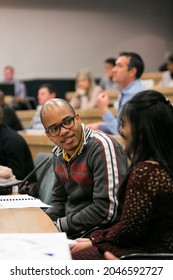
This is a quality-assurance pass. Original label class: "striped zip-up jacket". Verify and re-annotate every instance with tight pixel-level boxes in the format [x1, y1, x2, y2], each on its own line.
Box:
[46, 124, 128, 237]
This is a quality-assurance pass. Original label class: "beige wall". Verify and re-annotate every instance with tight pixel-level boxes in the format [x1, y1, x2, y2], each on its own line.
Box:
[0, 0, 172, 80]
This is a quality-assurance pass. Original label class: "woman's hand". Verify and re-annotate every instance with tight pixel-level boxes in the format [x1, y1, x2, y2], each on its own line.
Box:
[70, 238, 92, 254]
[76, 89, 86, 96]
[96, 91, 109, 112]
[104, 251, 119, 260]
[0, 165, 16, 180]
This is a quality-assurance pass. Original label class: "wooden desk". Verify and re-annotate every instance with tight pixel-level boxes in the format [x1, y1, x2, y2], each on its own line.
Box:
[18, 131, 54, 160]
[0, 207, 58, 233]
[141, 72, 163, 85]
[153, 86, 173, 103]
[76, 107, 117, 123]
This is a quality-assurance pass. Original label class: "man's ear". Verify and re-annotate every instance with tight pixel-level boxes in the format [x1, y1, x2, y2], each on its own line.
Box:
[75, 113, 82, 124]
[129, 67, 137, 78]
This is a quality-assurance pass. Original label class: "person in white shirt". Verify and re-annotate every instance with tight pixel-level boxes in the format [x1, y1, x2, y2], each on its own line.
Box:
[158, 54, 173, 87]
[29, 83, 57, 130]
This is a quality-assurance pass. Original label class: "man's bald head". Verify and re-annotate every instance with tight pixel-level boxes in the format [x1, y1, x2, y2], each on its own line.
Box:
[40, 98, 75, 127]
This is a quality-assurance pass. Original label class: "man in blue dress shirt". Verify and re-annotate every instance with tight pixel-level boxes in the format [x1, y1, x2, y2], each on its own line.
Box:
[88, 52, 145, 135]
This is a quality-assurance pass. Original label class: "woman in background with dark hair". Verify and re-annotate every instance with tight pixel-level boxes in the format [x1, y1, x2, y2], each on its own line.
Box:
[71, 90, 173, 259]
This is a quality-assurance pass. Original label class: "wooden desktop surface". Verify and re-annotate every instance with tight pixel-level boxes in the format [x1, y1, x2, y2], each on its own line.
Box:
[0, 207, 58, 233]
[76, 107, 117, 123]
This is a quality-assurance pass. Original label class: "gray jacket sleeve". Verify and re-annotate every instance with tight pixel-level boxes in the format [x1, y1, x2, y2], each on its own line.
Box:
[46, 171, 67, 221]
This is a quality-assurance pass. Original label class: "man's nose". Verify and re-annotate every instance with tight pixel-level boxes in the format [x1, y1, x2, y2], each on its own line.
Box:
[59, 126, 70, 135]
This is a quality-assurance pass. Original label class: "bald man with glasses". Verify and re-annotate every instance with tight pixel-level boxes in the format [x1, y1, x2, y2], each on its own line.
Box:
[40, 98, 128, 238]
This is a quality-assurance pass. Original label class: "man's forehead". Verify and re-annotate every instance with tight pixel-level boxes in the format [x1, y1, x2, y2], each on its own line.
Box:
[117, 55, 130, 64]
[42, 107, 72, 127]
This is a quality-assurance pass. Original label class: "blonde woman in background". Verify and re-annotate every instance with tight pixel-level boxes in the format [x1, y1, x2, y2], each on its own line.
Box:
[70, 69, 102, 109]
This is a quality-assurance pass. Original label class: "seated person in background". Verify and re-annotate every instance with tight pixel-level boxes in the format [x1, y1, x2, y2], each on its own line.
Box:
[71, 89, 173, 259]
[0, 165, 15, 180]
[98, 57, 118, 90]
[0, 105, 36, 181]
[40, 98, 128, 238]
[0, 90, 23, 131]
[158, 62, 167, 72]
[3, 65, 27, 109]
[157, 53, 173, 87]
[3, 65, 27, 99]
[28, 83, 57, 130]
[87, 52, 145, 135]
[70, 69, 102, 109]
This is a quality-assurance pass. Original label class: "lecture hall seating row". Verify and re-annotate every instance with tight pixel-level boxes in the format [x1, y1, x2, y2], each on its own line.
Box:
[16, 71, 173, 160]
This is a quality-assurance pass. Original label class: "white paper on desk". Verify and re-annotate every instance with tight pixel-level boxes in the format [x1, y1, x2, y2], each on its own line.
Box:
[0, 194, 52, 208]
[0, 232, 71, 260]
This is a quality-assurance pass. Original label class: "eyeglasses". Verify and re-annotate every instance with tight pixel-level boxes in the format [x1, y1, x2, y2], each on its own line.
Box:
[45, 115, 76, 137]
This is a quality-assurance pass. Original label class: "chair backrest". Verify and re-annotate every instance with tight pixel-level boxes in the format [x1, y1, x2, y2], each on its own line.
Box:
[34, 152, 55, 205]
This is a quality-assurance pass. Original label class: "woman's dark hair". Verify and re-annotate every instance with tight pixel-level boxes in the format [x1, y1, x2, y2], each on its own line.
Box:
[118, 89, 173, 178]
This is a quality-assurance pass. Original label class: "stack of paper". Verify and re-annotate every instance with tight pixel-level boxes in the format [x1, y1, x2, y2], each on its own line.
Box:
[0, 194, 51, 208]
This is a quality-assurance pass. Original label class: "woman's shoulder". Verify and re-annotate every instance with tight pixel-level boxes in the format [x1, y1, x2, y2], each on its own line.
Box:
[130, 161, 161, 179]
[130, 161, 171, 183]
[128, 161, 173, 196]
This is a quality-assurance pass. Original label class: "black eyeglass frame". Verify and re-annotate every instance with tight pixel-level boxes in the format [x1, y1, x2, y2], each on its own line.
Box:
[45, 115, 76, 137]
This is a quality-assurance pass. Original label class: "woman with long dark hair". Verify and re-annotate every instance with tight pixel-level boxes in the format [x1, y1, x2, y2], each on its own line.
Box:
[71, 90, 173, 259]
